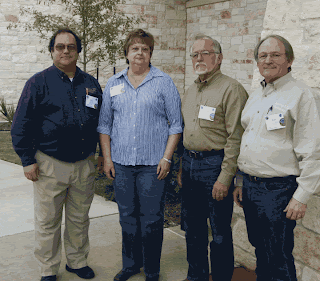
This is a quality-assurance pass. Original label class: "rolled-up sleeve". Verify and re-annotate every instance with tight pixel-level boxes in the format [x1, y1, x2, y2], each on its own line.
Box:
[97, 81, 113, 136]
[163, 77, 183, 136]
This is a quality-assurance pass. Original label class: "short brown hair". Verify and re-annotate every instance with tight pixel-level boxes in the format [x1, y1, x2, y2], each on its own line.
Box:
[123, 29, 154, 64]
[254, 35, 295, 64]
[48, 28, 82, 53]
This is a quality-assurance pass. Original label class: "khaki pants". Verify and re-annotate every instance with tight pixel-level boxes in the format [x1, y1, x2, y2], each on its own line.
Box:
[33, 151, 95, 276]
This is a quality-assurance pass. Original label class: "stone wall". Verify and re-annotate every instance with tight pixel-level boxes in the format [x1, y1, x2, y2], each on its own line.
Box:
[185, 0, 268, 93]
[0, 0, 187, 105]
[233, 0, 320, 280]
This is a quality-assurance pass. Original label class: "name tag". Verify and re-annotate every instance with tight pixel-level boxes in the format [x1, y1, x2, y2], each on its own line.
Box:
[110, 83, 125, 97]
[265, 113, 286, 130]
[198, 105, 216, 121]
[86, 95, 98, 109]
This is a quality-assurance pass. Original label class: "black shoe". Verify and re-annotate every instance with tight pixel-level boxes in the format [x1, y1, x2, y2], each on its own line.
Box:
[114, 269, 140, 281]
[66, 264, 95, 279]
[40, 276, 57, 281]
[146, 276, 159, 281]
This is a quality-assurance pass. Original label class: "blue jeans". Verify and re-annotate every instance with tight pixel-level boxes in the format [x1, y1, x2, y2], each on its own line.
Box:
[181, 151, 234, 281]
[242, 174, 298, 281]
[113, 163, 166, 278]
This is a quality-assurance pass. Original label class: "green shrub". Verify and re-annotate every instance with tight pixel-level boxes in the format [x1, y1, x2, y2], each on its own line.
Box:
[0, 97, 16, 125]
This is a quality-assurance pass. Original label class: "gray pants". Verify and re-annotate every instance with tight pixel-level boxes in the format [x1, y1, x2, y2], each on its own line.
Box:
[33, 151, 95, 276]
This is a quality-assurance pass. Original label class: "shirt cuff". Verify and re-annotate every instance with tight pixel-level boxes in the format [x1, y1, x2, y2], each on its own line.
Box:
[292, 186, 313, 204]
[217, 170, 234, 187]
[97, 126, 111, 135]
[168, 126, 183, 136]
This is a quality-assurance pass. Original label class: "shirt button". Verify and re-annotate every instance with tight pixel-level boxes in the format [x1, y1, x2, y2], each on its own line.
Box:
[134, 101, 136, 103]
[75, 96, 77, 99]
[81, 124, 83, 126]
[82, 152, 84, 154]
[78, 109, 80, 112]
[82, 139, 84, 141]
[257, 111, 259, 113]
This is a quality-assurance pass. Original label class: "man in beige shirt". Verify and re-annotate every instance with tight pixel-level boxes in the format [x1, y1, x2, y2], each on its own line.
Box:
[234, 35, 320, 281]
[177, 34, 248, 281]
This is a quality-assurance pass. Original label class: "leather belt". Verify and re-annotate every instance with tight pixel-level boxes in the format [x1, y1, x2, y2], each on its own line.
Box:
[185, 149, 224, 160]
[244, 173, 296, 183]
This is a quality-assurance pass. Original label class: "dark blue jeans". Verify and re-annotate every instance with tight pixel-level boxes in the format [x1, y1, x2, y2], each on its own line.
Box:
[113, 163, 166, 278]
[181, 151, 234, 281]
[242, 174, 298, 281]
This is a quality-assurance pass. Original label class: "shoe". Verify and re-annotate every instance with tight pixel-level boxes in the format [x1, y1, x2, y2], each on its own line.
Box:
[66, 264, 95, 279]
[114, 269, 140, 281]
[146, 276, 159, 281]
[40, 276, 57, 281]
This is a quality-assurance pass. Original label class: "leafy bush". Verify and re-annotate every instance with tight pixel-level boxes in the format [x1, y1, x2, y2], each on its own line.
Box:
[0, 97, 15, 125]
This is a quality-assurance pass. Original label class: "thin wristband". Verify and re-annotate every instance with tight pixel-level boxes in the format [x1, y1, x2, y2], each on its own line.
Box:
[162, 157, 172, 163]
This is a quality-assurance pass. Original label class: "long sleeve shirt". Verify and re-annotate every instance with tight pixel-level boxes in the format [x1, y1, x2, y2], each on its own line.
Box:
[11, 64, 102, 167]
[97, 65, 183, 166]
[238, 72, 320, 204]
[181, 70, 248, 187]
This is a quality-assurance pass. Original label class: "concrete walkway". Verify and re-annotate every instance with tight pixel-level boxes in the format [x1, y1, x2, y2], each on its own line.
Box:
[0, 160, 188, 281]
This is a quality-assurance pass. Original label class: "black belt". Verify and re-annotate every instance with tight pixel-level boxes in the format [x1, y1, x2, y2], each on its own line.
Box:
[243, 173, 296, 183]
[185, 149, 224, 160]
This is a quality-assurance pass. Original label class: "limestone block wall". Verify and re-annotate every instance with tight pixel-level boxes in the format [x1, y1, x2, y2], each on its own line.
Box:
[185, 0, 268, 93]
[0, 0, 187, 105]
[234, 1, 320, 280]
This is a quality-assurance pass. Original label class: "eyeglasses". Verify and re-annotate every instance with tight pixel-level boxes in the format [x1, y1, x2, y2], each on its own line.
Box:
[54, 44, 77, 52]
[258, 53, 286, 62]
[190, 51, 219, 59]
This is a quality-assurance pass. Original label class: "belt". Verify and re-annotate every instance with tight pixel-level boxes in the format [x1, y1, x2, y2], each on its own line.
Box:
[185, 149, 224, 160]
[243, 173, 296, 183]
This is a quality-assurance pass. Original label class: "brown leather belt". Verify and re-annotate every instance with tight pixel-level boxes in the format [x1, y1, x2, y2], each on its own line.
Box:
[185, 149, 224, 160]
[244, 173, 296, 183]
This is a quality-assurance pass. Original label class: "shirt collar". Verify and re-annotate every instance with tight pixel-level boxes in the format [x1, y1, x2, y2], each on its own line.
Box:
[52, 64, 81, 80]
[195, 69, 222, 85]
[260, 72, 294, 91]
[114, 64, 164, 80]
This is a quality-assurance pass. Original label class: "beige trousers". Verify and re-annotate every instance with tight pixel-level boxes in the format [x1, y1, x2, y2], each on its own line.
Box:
[33, 151, 95, 276]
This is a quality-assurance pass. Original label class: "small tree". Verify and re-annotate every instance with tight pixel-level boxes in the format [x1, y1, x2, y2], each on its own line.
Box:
[8, 0, 142, 72]
[0, 97, 16, 126]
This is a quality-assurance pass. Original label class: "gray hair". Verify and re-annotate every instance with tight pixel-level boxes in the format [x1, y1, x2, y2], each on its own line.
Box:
[191, 34, 222, 54]
[254, 35, 295, 64]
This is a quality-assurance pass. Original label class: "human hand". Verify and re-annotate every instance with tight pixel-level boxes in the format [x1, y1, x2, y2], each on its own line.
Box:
[23, 163, 40, 182]
[157, 158, 171, 180]
[212, 180, 229, 201]
[233, 186, 243, 208]
[97, 156, 104, 174]
[283, 198, 307, 220]
[103, 160, 115, 180]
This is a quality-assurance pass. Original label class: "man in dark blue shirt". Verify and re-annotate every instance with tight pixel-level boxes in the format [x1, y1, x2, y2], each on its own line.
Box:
[11, 28, 103, 281]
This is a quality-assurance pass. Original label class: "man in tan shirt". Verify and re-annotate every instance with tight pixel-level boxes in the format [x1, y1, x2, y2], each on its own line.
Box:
[177, 34, 248, 281]
[234, 35, 320, 281]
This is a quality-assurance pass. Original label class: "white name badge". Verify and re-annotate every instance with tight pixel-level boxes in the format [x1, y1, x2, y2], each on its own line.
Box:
[265, 113, 286, 131]
[85, 95, 98, 109]
[110, 83, 125, 97]
[198, 105, 216, 121]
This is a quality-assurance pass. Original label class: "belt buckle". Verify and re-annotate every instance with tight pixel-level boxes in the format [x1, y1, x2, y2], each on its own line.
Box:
[249, 175, 259, 182]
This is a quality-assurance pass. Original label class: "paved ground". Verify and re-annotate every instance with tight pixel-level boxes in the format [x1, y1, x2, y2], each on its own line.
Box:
[0, 159, 256, 281]
[0, 160, 188, 281]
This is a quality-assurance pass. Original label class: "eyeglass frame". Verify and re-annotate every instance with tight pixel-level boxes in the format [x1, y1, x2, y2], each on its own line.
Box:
[190, 50, 220, 59]
[54, 44, 77, 52]
[257, 52, 286, 62]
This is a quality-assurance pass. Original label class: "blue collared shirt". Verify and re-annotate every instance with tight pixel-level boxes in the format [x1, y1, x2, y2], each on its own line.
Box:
[11, 65, 103, 167]
[97, 65, 183, 166]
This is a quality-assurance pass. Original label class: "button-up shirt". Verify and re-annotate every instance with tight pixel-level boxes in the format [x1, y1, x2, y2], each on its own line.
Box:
[181, 70, 248, 186]
[11, 65, 103, 167]
[238, 72, 320, 204]
[97, 65, 183, 166]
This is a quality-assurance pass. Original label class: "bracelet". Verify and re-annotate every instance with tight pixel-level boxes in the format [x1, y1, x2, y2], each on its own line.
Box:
[162, 157, 172, 164]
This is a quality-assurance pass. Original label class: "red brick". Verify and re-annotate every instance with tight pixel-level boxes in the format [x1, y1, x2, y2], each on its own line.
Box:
[221, 10, 231, 19]
[5, 15, 18, 23]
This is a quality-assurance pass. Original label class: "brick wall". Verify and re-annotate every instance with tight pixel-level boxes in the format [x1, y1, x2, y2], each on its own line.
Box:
[0, 0, 187, 104]
[185, 0, 268, 93]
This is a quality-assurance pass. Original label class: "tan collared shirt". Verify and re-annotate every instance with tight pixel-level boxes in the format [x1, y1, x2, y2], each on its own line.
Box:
[238, 72, 320, 204]
[181, 70, 248, 186]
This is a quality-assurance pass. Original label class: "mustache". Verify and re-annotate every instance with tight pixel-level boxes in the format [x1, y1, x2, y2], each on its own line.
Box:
[195, 62, 207, 68]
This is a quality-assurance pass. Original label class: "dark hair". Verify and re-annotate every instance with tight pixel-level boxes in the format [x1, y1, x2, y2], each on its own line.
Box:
[48, 28, 82, 53]
[254, 35, 294, 71]
[123, 29, 154, 64]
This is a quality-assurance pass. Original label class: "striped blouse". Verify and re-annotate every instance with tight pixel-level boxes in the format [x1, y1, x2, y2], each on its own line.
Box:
[97, 65, 183, 166]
